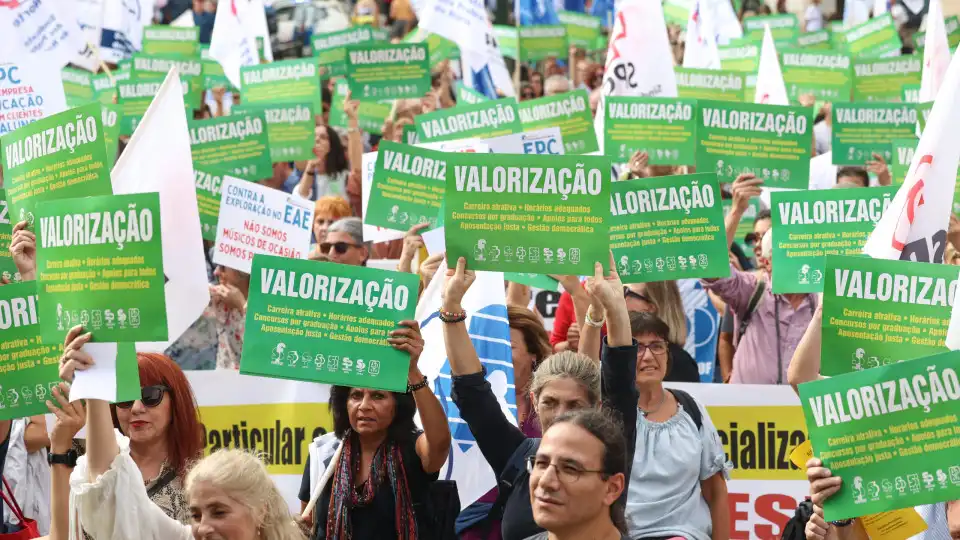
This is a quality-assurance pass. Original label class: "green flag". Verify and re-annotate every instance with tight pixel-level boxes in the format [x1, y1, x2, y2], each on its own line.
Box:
[604, 96, 696, 164]
[675, 68, 746, 102]
[240, 255, 420, 392]
[188, 112, 273, 181]
[415, 99, 522, 142]
[695, 100, 813, 189]
[443, 152, 611, 274]
[518, 90, 598, 154]
[1, 103, 112, 227]
[233, 102, 316, 162]
[821, 254, 955, 376]
[345, 43, 431, 100]
[770, 186, 897, 293]
[241, 59, 323, 112]
[852, 56, 921, 102]
[609, 173, 729, 283]
[35, 192, 168, 343]
[831, 103, 917, 165]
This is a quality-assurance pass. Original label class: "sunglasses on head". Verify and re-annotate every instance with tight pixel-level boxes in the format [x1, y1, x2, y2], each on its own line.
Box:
[320, 241, 361, 254]
[116, 385, 169, 409]
[623, 286, 653, 305]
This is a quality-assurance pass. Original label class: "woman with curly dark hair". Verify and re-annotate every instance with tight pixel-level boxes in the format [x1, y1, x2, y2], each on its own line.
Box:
[299, 321, 451, 540]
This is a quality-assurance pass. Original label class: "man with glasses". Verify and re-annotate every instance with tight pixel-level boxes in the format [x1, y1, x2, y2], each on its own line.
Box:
[704, 174, 817, 385]
[319, 217, 369, 266]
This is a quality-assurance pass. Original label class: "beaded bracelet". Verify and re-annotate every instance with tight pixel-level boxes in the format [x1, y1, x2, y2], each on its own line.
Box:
[438, 308, 467, 323]
[407, 375, 429, 393]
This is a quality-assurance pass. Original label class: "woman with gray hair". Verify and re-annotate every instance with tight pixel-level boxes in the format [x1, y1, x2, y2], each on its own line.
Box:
[319, 217, 370, 266]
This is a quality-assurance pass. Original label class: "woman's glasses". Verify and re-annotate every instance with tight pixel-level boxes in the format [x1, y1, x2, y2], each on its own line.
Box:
[623, 286, 653, 305]
[319, 241, 361, 254]
[115, 385, 169, 409]
[637, 341, 669, 357]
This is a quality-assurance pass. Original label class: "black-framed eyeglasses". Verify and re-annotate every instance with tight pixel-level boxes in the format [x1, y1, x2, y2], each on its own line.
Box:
[320, 241, 362, 255]
[623, 286, 653, 305]
[525, 455, 606, 483]
[637, 341, 669, 357]
[116, 385, 169, 409]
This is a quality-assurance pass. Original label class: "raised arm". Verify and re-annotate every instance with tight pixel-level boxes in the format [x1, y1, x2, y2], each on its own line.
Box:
[10, 221, 37, 281]
[441, 257, 483, 377]
[391, 320, 452, 473]
[45, 383, 86, 540]
[786, 303, 825, 394]
[725, 174, 762, 248]
[344, 92, 363, 179]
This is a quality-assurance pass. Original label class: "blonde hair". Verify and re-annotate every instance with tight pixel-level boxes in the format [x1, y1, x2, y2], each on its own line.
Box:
[185, 450, 305, 540]
[530, 351, 601, 408]
[644, 281, 687, 347]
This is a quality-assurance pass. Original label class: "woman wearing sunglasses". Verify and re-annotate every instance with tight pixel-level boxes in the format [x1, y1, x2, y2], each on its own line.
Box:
[318, 217, 369, 266]
[57, 325, 205, 528]
[621, 312, 730, 540]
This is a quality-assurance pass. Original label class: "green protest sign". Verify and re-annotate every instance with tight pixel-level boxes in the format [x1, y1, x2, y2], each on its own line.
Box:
[770, 187, 897, 293]
[797, 29, 831, 49]
[675, 68, 746, 102]
[518, 90, 598, 154]
[913, 15, 960, 49]
[345, 43, 430, 100]
[402, 124, 419, 145]
[780, 49, 852, 103]
[241, 59, 322, 112]
[233, 102, 315, 162]
[455, 82, 490, 106]
[34, 192, 167, 343]
[188, 112, 272, 181]
[820, 254, 956, 376]
[141, 25, 200, 58]
[916, 101, 933, 133]
[889, 138, 960, 213]
[194, 166, 224, 241]
[443, 153, 610, 274]
[402, 29, 460, 64]
[609, 173, 728, 283]
[117, 76, 190, 136]
[62, 67, 94, 107]
[743, 14, 799, 45]
[202, 59, 234, 90]
[101, 103, 121, 162]
[902, 84, 920, 103]
[0, 281, 62, 420]
[328, 79, 390, 135]
[519, 26, 568, 63]
[505, 273, 560, 291]
[831, 103, 917, 165]
[662, 0, 691, 25]
[1, 104, 112, 228]
[718, 44, 759, 73]
[131, 54, 203, 110]
[840, 13, 902, 58]
[367, 141, 445, 233]
[852, 56, 921, 102]
[415, 99, 522, 142]
[493, 26, 519, 59]
[799, 351, 960, 521]
[558, 11, 601, 49]
[312, 25, 388, 77]
[240, 255, 419, 391]
[92, 72, 126, 105]
[0, 191, 20, 283]
[604, 96, 696, 164]
[695, 100, 813, 188]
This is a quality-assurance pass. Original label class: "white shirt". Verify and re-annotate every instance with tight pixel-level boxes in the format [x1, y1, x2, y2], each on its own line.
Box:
[805, 4, 824, 31]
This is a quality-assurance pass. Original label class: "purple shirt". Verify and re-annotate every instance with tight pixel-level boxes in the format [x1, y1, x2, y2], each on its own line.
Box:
[702, 267, 817, 384]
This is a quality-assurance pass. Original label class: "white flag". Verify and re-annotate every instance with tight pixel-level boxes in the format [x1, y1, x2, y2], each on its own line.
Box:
[111, 68, 211, 350]
[919, 0, 951, 103]
[683, 0, 721, 69]
[0, 60, 67, 135]
[864, 52, 960, 267]
[0, 0, 90, 69]
[709, 0, 743, 45]
[99, 0, 156, 63]
[209, 0, 260, 89]
[415, 267, 513, 508]
[72, 0, 106, 71]
[754, 25, 789, 106]
[171, 9, 195, 27]
[594, 0, 678, 152]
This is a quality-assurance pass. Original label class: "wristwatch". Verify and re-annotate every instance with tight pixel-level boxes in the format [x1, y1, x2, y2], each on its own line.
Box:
[47, 449, 78, 468]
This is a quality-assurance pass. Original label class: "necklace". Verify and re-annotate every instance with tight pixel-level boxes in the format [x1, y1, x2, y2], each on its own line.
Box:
[639, 389, 667, 416]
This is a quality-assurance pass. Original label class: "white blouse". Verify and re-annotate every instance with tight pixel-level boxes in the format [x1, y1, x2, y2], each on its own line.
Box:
[69, 434, 191, 540]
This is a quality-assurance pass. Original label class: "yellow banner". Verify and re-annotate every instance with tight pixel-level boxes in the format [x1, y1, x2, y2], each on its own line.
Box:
[198, 403, 333, 475]
[707, 405, 809, 480]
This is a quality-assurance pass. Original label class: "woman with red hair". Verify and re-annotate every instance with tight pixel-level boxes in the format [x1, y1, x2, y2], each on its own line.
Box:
[54, 328, 205, 528]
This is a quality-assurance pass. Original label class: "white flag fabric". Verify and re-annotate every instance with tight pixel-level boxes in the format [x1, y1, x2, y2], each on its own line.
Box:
[844, 0, 871, 27]
[0, 60, 67, 135]
[709, 0, 743, 45]
[754, 25, 789, 106]
[683, 0, 721, 69]
[594, 0, 678, 152]
[873, 0, 890, 15]
[0, 0, 90, 69]
[864, 52, 960, 268]
[171, 8, 195, 27]
[415, 267, 513, 508]
[100, 0, 156, 63]
[111, 68, 211, 351]
[238, 0, 274, 62]
[209, 0, 260, 89]
[72, 0, 106, 71]
[919, 0, 951, 103]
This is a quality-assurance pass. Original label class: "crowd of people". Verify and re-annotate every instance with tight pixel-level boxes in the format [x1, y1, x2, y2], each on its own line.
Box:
[2, 0, 959, 538]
